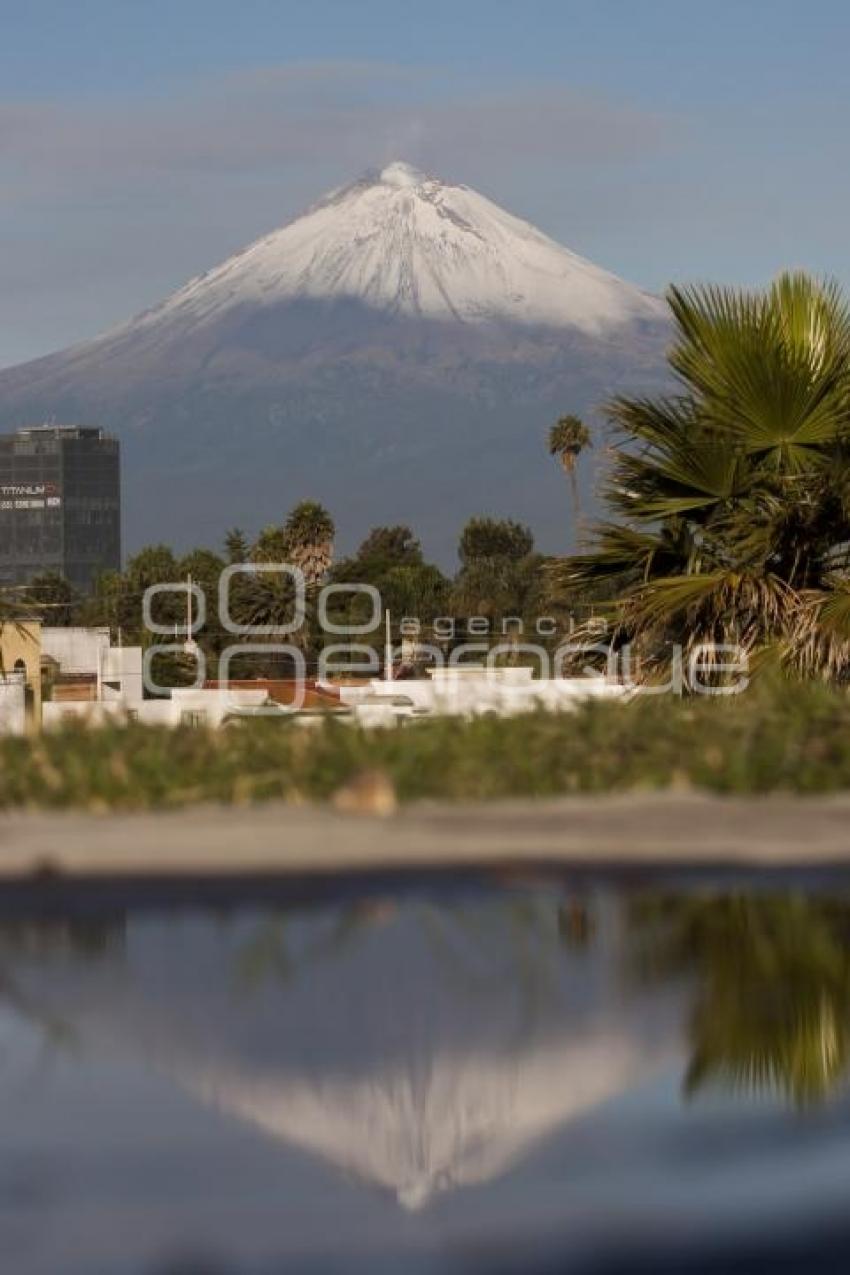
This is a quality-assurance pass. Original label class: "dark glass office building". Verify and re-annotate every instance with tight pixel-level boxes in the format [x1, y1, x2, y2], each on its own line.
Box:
[0, 426, 121, 592]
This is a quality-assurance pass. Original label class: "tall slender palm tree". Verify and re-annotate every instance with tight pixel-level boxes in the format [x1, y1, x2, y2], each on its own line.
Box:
[551, 273, 850, 677]
[548, 415, 592, 539]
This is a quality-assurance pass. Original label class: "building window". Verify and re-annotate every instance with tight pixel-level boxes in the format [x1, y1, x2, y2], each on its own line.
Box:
[180, 709, 207, 728]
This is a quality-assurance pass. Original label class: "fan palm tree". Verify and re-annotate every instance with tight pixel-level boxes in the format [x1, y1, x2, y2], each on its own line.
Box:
[229, 503, 336, 658]
[551, 273, 850, 677]
[548, 415, 592, 539]
[284, 501, 336, 590]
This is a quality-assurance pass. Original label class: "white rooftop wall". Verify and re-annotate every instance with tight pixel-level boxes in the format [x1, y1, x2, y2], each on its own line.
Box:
[103, 645, 144, 703]
[0, 674, 26, 736]
[43, 689, 273, 731]
[41, 627, 110, 676]
[41, 627, 144, 703]
[334, 668, 630, 722]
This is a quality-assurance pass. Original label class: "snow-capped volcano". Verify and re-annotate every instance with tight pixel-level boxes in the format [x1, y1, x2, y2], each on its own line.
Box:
[0, 162, 670, 558]
[126, 160, 663, 336]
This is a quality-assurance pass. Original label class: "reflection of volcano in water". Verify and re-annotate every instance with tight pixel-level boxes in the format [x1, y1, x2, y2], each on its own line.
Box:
[5, 897, 675, 1208]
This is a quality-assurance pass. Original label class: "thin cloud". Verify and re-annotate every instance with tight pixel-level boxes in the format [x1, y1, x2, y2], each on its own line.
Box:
[0, 61, 673, 185]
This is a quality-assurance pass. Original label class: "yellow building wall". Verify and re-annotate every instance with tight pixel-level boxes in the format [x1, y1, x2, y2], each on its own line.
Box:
[0, 620, 42, 730]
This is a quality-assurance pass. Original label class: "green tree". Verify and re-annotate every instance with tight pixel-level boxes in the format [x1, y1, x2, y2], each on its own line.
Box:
[552, 273, 850, 677]
[251, 524, 290, 563]
[81, 545, 181, 642]
[356, 525, 423, 567]
[26, 571, 78, 626]
[176, 548, 225, 662]
[126, 545, 182, 640]
[458, 517, 534, 565]
[452, 517, 544, 638]
[125, 545, 179, 583]
[224, 527, 249, 564]
[329, 526, 449, 636]
[178, 549, 224, 606]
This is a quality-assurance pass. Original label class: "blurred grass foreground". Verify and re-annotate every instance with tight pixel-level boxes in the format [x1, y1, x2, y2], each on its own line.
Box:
[6, 679, 850, 812]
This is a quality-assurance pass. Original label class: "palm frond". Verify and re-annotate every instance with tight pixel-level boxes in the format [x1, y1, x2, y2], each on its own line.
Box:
[565, 272, 850, 680]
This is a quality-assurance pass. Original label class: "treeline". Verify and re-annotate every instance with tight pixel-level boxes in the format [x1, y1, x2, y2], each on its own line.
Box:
[13, 407, 601, 682]
[22, 503, 578, 678]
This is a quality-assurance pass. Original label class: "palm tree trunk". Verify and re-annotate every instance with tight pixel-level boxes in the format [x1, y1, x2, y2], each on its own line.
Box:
[569, 467, 580, 548]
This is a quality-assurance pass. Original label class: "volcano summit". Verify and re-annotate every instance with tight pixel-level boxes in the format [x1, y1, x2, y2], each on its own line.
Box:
[0, 162, 669, 558]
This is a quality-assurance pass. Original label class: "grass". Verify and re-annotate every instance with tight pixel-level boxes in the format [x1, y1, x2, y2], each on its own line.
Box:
[6, 679, 850, 812]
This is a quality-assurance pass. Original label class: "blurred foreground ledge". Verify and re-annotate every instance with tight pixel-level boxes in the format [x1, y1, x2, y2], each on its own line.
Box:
[2, 794, 850, 883]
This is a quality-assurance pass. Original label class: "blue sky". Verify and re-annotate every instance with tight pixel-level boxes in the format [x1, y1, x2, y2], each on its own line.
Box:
[2, 0, 849, 364]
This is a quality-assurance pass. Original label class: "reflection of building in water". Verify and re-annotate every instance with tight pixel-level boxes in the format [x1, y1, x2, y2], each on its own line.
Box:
[1, 896, 676, 1208]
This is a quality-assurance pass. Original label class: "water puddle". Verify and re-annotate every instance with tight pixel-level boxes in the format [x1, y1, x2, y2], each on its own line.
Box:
[2, 881, 850, 1272]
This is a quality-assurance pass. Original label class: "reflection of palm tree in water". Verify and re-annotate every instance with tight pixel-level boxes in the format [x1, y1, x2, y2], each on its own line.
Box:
[629, 894, 850, 1107]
